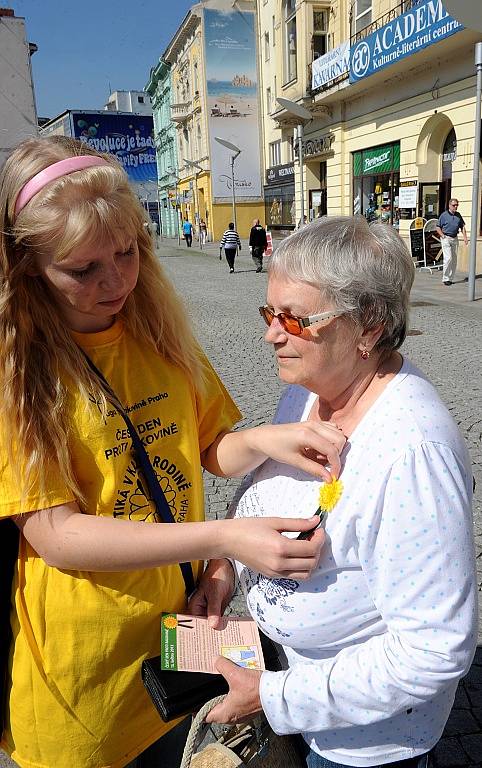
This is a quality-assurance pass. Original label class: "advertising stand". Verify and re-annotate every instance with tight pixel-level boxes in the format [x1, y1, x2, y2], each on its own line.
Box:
[420, 219, 443, 273]
[409, 218, 426, 266]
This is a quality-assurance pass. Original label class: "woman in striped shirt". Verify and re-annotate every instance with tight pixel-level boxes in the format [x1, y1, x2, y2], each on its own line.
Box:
[219, 222, 241, 273]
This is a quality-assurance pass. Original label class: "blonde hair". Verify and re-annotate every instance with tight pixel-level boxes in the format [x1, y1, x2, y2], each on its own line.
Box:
[0, 136, 205, 505]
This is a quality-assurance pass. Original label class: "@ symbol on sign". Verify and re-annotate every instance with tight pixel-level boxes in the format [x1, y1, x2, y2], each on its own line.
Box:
[351, 41, 371, 78]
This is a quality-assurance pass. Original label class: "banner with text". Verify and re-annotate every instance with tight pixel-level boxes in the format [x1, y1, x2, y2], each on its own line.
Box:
[349, 0, 463, 83]
[312, 41, 350, 91]
[71, 112, 157, 183]
[203, 7, 261, 199]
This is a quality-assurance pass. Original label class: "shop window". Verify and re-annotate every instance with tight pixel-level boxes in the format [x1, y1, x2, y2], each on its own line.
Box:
[352, 143, 401, 228]
[269, 140, 282, 167]
[313, 9, 329, 60]
[284, 0, 297, 83]
[266, 188, 296, 229]
[351, 0, 372, 36]
[264, 32, 270, 62]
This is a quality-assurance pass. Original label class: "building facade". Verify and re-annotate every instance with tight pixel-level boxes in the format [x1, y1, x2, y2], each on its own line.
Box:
[103, 90, 152, 116]
[151, 1, 265, 241]
[257, 0, 482, 270]
[0, 7, 38, 168]
[145, 60, 182, 239]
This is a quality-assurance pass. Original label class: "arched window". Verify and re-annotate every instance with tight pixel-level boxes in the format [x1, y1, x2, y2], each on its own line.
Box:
[284, 0, 297, 83]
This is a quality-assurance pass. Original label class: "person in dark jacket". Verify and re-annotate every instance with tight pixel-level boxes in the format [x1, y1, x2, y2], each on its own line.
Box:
[219, 222, 241, 273]
[249, 219, 268, 273]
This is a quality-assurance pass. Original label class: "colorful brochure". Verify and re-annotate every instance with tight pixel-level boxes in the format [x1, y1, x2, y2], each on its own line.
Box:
[160, 613, 266, 673]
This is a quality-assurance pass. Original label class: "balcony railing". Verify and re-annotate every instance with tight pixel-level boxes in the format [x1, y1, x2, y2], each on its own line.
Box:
[350, 0, 423, 44]
[170, 101, 192, 122]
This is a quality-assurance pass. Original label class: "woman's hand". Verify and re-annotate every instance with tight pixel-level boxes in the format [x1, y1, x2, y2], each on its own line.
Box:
[202, 422, 346, 481]
[186, 559, 235, 629]
[250, 422, 346, 482]
[222, 517, 325, 580]
[205, 657, 263, 724]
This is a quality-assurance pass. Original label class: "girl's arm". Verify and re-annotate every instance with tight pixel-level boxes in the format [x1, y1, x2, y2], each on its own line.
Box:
[15, 502, 324, 576]
[201, 422, 346, 482]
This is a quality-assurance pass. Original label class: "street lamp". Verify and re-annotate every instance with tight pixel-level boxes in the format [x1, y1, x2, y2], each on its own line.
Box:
[276, 97, 312, 228]
[167, 166, 182, 246]
[444, 0, 482, 301]
[214, 136, 241, 232]
[184, 158, 204, 249]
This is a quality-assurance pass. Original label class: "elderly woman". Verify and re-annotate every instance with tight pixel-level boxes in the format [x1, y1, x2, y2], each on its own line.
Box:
[191, 216, 477, 768]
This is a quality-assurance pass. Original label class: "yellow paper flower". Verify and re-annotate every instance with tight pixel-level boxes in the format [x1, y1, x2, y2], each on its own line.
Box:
[318, 477, 343, 513]
[162, 615, 178, 630]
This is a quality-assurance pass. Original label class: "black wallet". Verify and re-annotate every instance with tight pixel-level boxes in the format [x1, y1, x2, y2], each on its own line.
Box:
[142, 631, 282, 722]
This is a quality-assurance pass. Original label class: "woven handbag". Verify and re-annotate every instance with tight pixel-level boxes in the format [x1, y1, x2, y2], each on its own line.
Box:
[180, 695, 306, 768]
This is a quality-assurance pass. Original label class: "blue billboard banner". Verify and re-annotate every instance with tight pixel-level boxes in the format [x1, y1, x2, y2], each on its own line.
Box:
[71, 112, 157, 183]
[349, 0, 463, 83]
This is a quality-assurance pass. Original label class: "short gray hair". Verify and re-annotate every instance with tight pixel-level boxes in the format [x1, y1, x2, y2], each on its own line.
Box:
[269, 216, 414, 352]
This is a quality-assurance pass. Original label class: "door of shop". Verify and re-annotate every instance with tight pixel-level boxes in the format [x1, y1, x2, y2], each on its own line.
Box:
[418, 181, 450, 220]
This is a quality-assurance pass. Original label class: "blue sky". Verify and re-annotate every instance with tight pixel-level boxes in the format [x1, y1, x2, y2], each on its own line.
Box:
[6, 0, 195, 118]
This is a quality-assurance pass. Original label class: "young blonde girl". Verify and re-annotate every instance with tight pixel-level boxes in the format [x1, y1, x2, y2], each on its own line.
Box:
[0, 137, 344, 768]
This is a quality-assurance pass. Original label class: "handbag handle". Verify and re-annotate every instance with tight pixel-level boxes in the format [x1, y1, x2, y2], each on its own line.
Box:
[180, 696, 227, 768]
[81, 352, 195, 597]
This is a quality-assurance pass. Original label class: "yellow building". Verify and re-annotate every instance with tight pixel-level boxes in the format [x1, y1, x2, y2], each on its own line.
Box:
[257, 0, 482, 271]
[160, 2, 265, 241]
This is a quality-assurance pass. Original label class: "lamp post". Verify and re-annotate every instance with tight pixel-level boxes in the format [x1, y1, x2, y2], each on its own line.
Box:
[167, 166, 182, 246]
[214, 136, 241, 233]
[184, 158, 204, 249]
[276, 97, 312, 228]
[443, 0, 482, 301]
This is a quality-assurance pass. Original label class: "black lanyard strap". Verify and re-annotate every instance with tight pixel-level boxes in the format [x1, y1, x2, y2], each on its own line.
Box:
[82, 353, 195, 597]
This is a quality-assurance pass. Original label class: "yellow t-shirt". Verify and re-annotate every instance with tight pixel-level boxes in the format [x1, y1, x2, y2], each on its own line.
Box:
[0, 320, 241, 768]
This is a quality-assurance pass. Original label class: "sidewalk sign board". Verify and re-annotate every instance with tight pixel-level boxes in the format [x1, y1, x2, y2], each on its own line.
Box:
[266, 231, 273, 256]
[409, 217, 425, 265]
[420, 219, 443, 273]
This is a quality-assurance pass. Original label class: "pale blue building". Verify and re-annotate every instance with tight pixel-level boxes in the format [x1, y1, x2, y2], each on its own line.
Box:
[145, 59, 181, 239]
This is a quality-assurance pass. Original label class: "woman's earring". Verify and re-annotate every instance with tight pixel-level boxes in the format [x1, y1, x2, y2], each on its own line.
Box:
[360, 348, 370, 360]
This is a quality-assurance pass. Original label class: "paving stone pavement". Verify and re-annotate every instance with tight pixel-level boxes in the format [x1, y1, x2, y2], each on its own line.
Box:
[1, 239, 480, 767]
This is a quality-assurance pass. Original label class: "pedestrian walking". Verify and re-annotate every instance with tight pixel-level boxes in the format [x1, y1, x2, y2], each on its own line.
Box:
[199, 218, 207, 246]
[249, 218, 268, 273]
[0, 136, 334, 768]
[219, 222, 241, 273]
[182, 217, 193, 247]
[436, 198, 468, 285]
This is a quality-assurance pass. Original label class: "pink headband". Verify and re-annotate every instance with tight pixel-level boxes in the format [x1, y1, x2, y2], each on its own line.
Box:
[14, 156, 110, 216]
